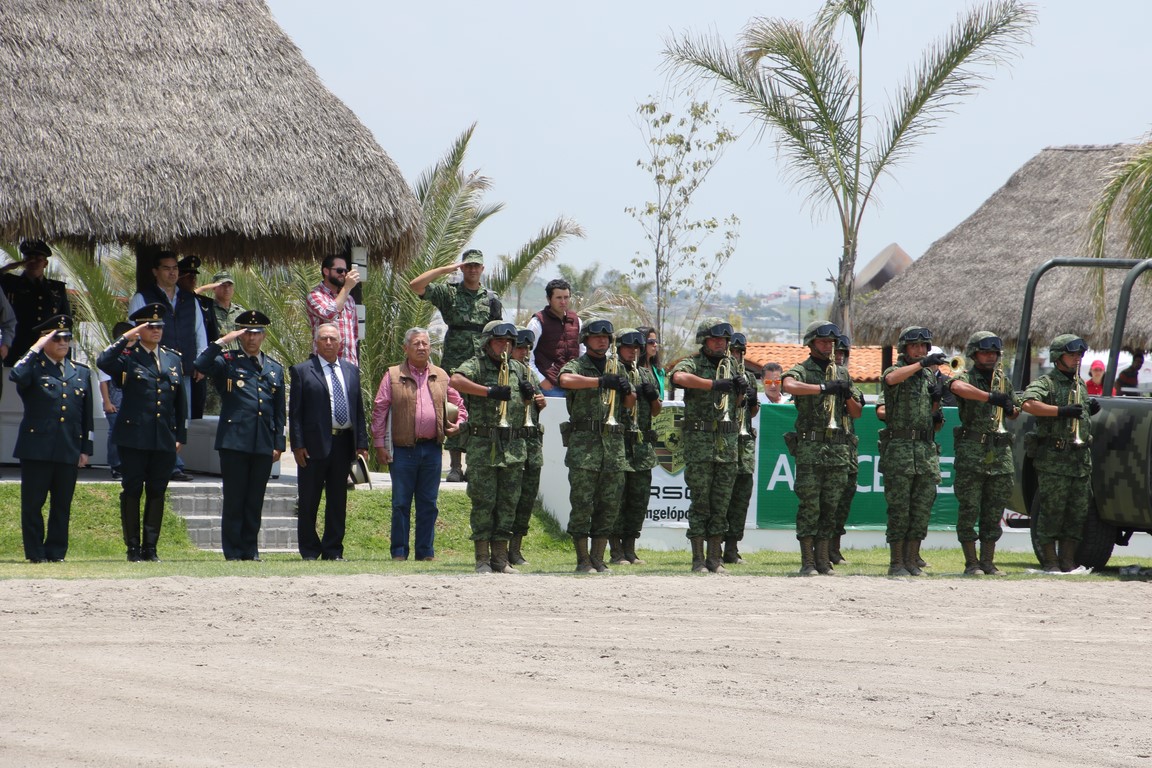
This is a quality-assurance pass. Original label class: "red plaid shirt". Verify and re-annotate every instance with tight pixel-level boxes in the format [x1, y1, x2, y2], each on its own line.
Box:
[306, 282, 358, 365]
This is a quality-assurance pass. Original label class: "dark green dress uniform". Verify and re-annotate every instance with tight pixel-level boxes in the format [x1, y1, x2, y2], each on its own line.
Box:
[1, 274, 72, 365]
[879, 356, 940, 544]
[194, 337, 286, 561]
[10, 325, 93, 563]
[97, 312, 188, 562]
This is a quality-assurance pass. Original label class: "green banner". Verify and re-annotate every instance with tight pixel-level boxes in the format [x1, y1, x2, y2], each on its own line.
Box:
[755, 404, 959, 531]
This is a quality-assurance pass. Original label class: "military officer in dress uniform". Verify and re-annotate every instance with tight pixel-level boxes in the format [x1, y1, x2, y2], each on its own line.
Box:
[193, 310, 286, 561]
[97, 303, 188, 562]
[1, 240, 72, 365]
[10, 315, 93, 563]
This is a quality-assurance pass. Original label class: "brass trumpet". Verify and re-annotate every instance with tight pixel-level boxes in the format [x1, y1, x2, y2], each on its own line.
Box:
[626, 359, 642, 432]
[948, 355, 966, 372]
[1070, 373, 1085, 447]
[824, 361, 840, 431]
[715, 349, 733, 422]
[603, 349, 620, 427]
[735, 355, 751, 437]
[497, 349, 511, 429]
[990, 361, 1010, 434]
[523, 375, 536, 430]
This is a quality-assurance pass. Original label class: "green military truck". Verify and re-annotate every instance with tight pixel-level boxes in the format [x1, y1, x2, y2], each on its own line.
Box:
[1005, 258, 1152, 568]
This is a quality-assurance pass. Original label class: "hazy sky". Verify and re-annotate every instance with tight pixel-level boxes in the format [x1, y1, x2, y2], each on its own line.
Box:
[265, 0, 1151, 297]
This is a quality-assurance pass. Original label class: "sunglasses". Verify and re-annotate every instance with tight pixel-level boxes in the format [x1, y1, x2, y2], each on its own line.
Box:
[763, 378, 781, 385]
[646, 340, 659, 346]
[329, 267, 348, 274]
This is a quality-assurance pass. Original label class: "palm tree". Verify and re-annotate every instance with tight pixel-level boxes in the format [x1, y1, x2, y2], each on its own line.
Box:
[664, 0, 1035, 335]
[1087, 140, 1152, 261]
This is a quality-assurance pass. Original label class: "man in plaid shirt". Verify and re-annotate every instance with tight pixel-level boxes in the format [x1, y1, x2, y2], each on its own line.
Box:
[306, 254, 359, 365]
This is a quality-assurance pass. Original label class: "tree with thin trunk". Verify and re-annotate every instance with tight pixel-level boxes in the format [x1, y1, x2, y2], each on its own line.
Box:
[664, 0, 1035, 335]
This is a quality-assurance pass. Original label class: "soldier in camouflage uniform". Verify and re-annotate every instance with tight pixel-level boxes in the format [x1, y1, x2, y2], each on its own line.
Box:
[879, 326, 948, 576]
[782, 321, 863, 575]
[449, 321, 530, 574]
[945, 332, 1019, 575]
[509, 327, 547, 566]
[410, 249, 504, 482]
[830, 334, 863, 566]
[721, 332, 759, 565]
[559, 319, 635, 573]
[670, 318, 746, 573]
[1020, 334, 1097, 572]
[608, 329, 662, 566]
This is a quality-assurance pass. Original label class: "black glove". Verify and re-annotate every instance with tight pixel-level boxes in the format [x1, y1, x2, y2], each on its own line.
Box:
[598, 374, 629, 392]
[1056, 403, 1083, 419]
[932, 410, 945, 425]
[486, 385, 511, 401]
[1088, 398, 1101, 416]
[920, 352, 948, 368]
[518, 379, 535, 399]
[731, 376, 748, 397]
[638, 381, 659, 402]
[988, 391, 1013, 409]
[711, 377, 734, 393]
[820, 379, 851, 396]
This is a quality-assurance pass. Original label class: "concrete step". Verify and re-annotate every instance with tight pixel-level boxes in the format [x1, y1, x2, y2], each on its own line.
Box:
[181, 514, 300, 550]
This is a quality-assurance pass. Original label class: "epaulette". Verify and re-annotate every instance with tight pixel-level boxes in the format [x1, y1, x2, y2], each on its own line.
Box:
[72, 360, 90, 371]
[265, 356, 284, 368]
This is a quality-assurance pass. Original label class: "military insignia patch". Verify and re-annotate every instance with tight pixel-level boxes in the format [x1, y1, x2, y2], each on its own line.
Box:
[653, 407, 685, 475]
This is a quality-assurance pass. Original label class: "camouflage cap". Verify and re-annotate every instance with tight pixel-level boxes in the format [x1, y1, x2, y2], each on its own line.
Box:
[460, 249, 484, 265]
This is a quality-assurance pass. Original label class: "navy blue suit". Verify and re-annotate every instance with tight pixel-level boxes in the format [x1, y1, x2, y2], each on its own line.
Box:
[289, 355, 368, 559]
[195, 342, 286, 559]
[97, 337, 187, 560]
[10, 352, 94, 561]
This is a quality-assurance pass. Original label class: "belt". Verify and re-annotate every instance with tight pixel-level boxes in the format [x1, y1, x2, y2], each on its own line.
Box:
[955, 427, 1012, 447]
[797, 430, 852, 445]
[569, 419, 626, 435]
[1045, 436, 1089, 451]
[682, 419, 740, 434]
[469, 425, 529, 438]
[331, 427, 351, 436]
[882, 428, 932, 442]
[448, 323, 485, 333]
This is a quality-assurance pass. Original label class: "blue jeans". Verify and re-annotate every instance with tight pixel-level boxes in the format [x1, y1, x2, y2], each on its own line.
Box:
[105, 411, 120, 470]
[390, 441, 442, 559]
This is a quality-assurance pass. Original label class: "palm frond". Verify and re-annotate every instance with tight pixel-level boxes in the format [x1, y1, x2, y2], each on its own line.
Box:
[485, 216, 585, 296]
[51, 243, 133, 362]
[1085, 140, 1152, 316]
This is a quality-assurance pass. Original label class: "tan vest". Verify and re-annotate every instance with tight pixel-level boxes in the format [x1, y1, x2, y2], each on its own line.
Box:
[388, 361, 449, 447]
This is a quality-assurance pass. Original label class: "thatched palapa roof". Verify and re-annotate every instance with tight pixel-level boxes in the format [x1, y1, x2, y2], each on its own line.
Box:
[0, 0, 421, 265]
[854, 145, 1151, 350]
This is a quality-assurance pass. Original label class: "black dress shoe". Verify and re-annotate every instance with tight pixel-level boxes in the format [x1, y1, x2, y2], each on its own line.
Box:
[48, 558, 65, 563]
[28, 558, 45, 564]
[301, 556, 318, 561]
[110, 470, 122, 480]
[242, 555, 262, 562]
[170, 471, 193, 481]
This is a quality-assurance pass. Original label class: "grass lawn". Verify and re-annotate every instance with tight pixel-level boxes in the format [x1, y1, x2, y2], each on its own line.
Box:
[2, 484, 1149, 580]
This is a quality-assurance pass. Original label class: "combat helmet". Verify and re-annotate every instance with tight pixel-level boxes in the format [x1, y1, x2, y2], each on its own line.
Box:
[896, 326, 932, 354]
[965, 331, 1003, 359]
[836, 334, 851, 352]
[695, 317, 733, 345]
[729, 332, 747, 351]
[802, 320, 841, 346]
[615, 328, 645, 348]
[1048, 333, 1088, 363]
[482, 320, 518, 344]
[515, 326, 535, 348]
[580, 318, 615, 345]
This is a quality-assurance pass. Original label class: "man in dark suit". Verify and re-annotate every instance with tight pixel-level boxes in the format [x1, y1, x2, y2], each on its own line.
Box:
[97, 303, 188, 562]
[194, 310, 286, 561]
[289, 322, 369, 561]
[9, 315, 93, 563]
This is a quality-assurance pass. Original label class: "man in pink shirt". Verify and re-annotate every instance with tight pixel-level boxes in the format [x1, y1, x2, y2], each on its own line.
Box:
[372, 327, 467, 561]
[306, 253, 360, 365]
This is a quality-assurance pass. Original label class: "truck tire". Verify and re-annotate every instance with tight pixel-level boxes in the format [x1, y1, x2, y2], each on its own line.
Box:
[1076, 503, 1115, 569]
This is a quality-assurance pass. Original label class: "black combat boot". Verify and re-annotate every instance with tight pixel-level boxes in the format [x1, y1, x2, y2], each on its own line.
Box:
[814, 539, 836, 575]
[589, 537, 611, 573]
[1057, 538, 1079, 573]
[705, 536, 727, 574]
[979, 540, 1005, 576]
[1039, 542, 1060, 573]
[622, 537, 644, 565]
[489, 540, 518, 574]
[474, 540, 493, 574]
[798, 536, 817, 576]
[887, 540, 910, 576]
[574, 537, 594, 573]
[904, 540, 923, 576]
[830, 534, 846, 565]
[961, 540, 985, 575]
[508, 534, 528, 566]
[141, 495, 165, 562]
[723, 538, 744, 564]
[690, 537, 707, 573]
[121, 493, 143, 562]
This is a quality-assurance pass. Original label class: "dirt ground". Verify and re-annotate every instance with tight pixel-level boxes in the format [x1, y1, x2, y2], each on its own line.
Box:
[2, 574, 1151, 767]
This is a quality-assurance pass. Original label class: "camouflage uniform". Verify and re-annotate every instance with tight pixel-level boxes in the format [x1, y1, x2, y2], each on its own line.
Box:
[1022, 369, 1092, 547]
[951, 365, 1014, 544]
[560, 353, 628, 538]
[512, 367, 544, 539]
[879, 355, 941, 545]
[723, 365, 759, 549]
[783, 355, 856, 575]
[454, 353, 527, 544]
[671, 353, 740, 539]
[615, 364, 659, 543]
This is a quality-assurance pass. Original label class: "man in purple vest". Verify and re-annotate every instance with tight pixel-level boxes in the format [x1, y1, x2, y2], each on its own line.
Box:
[525, 278, 582, 397]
